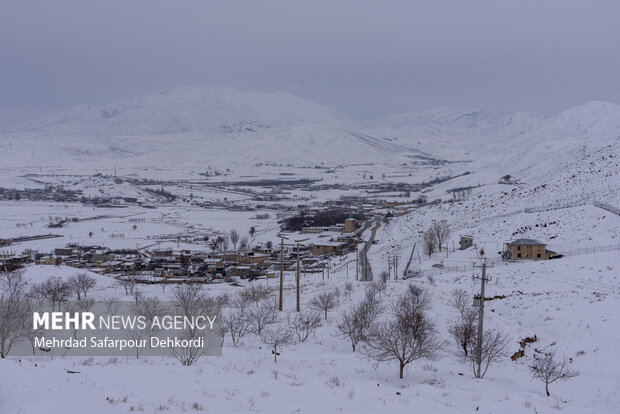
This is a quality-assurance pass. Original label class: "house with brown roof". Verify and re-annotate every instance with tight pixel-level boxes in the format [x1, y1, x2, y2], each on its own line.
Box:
[504, 239, 557, 260]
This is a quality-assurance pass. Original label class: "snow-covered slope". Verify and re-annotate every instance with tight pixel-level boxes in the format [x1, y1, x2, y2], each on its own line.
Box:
[0, 86, 431, 167]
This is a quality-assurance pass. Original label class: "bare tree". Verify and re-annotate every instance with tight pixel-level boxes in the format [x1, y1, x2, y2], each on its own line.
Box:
[65, 298, 95, 339]
[0, 271, 31, 358]
[448, 309, 478, 358]
[33, 276, 72, 310]
[221, 235, 230, 252]
[241, 284, 271, 307]
[117, 275, 137, 296]
[249, 226, 256, 238]
[170, 285, 223, 366]
[260, 324, 295, 362]
[249, 300, 279, 335]
[209, 239, 219, 253]
[448, 288, 478, 357]
[447, 289, 510, 378]
[529, 351, 579, 396]
[429, 220, 450, 252]
[133, 295, 167, 341]
[239, 236, 249, 250]
[423, 230, 437, 258]
[343, 281, 354, 299]
[287, 311, 322, 342]
[360, 287, 442, 378]
[448, 288, 469, 317]
[229, 229, 240, 251]
[337, 287, 382, 352]
[310, 290, 340, 320]
[223, 297, 251, 346]
[471, 329, 511, 378]
[215, 235, 227, 252]
[69, 273, 97, 300]
[379, 270, 389, 283]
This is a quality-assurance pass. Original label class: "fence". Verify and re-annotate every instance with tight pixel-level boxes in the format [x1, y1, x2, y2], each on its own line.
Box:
[593, 200, 620, 216]
[560, 243, 620, 257]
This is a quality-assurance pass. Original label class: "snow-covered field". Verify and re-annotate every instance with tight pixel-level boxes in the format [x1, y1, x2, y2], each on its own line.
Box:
[1, 247, 618, 413]
[1, 87, 620, 413]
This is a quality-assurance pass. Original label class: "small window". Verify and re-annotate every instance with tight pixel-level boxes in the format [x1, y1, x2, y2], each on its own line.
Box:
[517, 246, 521, 251]
[537, 253, 541, 258]
[517, 253, 521, 258]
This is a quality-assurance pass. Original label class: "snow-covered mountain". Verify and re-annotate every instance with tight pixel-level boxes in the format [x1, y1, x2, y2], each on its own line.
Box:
[1, 86, 619, 188]
[0, 86, 431, 167]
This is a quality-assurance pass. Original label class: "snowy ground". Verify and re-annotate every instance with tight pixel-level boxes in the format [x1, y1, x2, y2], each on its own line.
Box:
[2, 95, 620, 412]
[1, 245, 618, 413]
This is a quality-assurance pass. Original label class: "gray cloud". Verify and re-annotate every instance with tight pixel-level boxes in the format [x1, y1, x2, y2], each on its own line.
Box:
[1, 0, 619, 119]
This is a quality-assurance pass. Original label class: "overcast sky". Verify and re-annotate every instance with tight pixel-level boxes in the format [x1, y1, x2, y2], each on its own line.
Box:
[1, 0, 620, 120]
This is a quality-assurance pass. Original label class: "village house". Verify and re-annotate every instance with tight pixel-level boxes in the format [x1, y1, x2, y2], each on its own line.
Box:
[460, 235, 474, 250]
[312, 240, 349, 256]
[504, 239, 557, 260]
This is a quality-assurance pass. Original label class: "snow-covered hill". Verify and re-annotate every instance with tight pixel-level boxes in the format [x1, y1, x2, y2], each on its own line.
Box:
[0, 86, 431, 167]
[2, 87, 619, 205]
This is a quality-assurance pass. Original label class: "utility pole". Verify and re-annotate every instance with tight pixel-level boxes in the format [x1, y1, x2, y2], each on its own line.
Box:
[394, 256, 398, 280]
[279, 238, 284, 311]
[296, 242, 301, 312]
[473, 259, 491, 378]
[355, 247, 359, 281]
[293, 238, 309, 312]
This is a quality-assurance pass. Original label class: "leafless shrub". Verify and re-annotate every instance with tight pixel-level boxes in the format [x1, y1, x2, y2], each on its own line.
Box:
[379, 271, 389, 283]
[287, 311, 322, 342]
[229, 229, 240, 251]
[260, 324, 295, 362]
[249, 300, 279, 335]
[32, 276, 72, 310]
[360, 286, 442, 378]
[223, 297, 251, 346]
[117, 275, 137, 295]
[448, 288, 469, 317]
[241, 284, 271, 308]
[325, 375, 344, 388]
[448, 308, 478, 359]
[448, 288, 478, 359]
[423, 230, 437, 258]
[470, 329, 511, 378]
[68, 273, 97, 300]
[169, 285, 223, 366]
[0, 271, 31, 358]
[366, 280, 385, 297]
[343, 282, 354, 299]
[65, 298, 95, 339]
[132, 295, 167, 340]
[310, 290, 340, 320]
[337, 287, 382, 352]
[429, 220, 450, 252]
[529, 350, 579, 396]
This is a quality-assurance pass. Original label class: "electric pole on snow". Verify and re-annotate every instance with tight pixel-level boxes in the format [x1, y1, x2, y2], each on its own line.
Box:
[394, 255, 398, 280]
[277, 236, 287, 311]
[294, 238, 309, 312]
[473, 254, 492, 379]
[278, 234, 308, 312]
[296, 243, 301, 312]
[355, 246, 359, 281]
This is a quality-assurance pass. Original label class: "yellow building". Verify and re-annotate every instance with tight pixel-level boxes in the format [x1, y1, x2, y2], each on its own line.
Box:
[504, 239, 552, 260]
